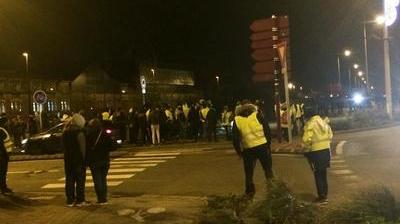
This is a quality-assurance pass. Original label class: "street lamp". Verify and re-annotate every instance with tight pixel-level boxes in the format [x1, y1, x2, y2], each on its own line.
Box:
[337, 49, 352, 86]
[358, 71, 363, 77]
[376, 15, 386, 25]
[215, 75, 220, 85]
[22, 52, 29, 74]
[382, 0, 398, 119]
[344, 49, 352, 57]
[22, 52, 31, 113]
[353, 64, 359, 69]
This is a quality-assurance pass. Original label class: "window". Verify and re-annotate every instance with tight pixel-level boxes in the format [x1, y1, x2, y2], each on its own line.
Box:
[11, 100, 22, 112]
[0, 101, 5, 113]
[33, 102, 43, 113]
[47, 100, 56, 112]
[60, 101, 69, 111]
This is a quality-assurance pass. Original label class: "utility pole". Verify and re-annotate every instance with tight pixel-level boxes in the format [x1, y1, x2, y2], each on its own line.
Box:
[383, 24, 392, 119]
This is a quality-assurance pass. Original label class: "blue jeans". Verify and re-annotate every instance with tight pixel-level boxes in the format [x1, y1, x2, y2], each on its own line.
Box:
[90, 165, 109, 203]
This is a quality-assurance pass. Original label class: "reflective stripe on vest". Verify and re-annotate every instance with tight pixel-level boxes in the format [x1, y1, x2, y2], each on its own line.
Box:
[0, 127, 13, 153]
[235, 112, 267, 149]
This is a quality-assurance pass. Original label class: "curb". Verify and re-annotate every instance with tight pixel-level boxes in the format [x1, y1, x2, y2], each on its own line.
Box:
[334, 123, 400, 134]
[9, 151, 129, 162]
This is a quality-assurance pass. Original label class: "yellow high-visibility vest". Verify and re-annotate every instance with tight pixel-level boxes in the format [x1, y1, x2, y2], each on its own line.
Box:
[235, 112, 267, 149]
[0, 127, 13, 153]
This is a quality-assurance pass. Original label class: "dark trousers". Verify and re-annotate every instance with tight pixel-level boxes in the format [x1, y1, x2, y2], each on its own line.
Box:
[64, 164, 86, 204]
[90, 165, 109, 203]
[0, 155, 9, 189]
[207, 125, 217, 142]
[223, 125, 231, 140]
[314, 169, 328, 199]
[242, 145, 273, 195]
[306, 149, 330, 199]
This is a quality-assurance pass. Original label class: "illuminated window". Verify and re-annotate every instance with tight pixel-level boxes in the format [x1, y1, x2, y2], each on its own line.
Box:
[0, 101, 5, 113]
[61, 101, 69, 111]
[32, 103, 43, 112]
[10, 101, 23, 112]
[47, 100, 56, 112]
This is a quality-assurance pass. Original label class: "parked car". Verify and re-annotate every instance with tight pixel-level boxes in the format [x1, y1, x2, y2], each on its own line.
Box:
[20, 122, 121, 155]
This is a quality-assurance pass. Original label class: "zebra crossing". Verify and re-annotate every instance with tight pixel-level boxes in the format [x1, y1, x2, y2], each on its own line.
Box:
[40, 151, 181, 189]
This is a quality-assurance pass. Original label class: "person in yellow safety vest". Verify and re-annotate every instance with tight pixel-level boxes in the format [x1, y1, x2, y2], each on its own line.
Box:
[0, 116, 13, 194]
[101, 111, 110, 121]
[232, 102, 273, 198]
[199, 103, 209, 139]
[302, 109, 333, 205]
[294, 101, 305, 135]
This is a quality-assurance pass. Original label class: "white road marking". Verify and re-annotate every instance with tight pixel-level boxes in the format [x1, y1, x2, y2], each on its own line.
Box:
[8, 171, 30, 174]
[48, 169, 60, 173]
[341, 175, 360, 180]
[42, 181, 123, 189]
[87, 168, 145, 173]
[336, 141, 347, 155]
[331, 159, 346, 163]
[134, 152, 180, 157]
[331, 169, 354, 175]
[111, 160, 166, 164]
[114, 156, 176, 161]
[331, 164, 349, 169]
[111, 164, 158, 168]
[59, 174, 135, 181]
[28, 196, 56, 200]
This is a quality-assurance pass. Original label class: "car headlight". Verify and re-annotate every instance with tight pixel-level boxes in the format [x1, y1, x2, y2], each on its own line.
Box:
[117, 139, 122, 144]
[21, 139, 28, 145]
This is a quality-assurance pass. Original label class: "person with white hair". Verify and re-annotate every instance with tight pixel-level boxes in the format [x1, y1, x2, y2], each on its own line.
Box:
[62, 113, 87, 207]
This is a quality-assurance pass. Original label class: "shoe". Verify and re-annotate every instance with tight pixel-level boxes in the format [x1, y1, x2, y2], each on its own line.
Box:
[1, 187, 13, 195]
[75, 201, 91, 207]
[96, 201, 110, 206]
[313, 198, 328, 205]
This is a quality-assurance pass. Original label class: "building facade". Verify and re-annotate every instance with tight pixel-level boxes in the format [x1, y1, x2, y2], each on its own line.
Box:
[0, 66, 201, 116]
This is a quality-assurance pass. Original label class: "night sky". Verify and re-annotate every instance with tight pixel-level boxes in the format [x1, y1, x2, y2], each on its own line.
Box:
[0, 0, 398, 98]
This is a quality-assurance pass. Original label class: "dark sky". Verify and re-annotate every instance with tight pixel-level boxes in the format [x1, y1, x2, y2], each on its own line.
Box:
[0, 0, 397, 97]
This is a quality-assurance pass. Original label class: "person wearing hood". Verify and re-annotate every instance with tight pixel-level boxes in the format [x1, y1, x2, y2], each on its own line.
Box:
[302, 109, 333, 204]
[62, 113, 87, 207]
[232, 102, 273, 198]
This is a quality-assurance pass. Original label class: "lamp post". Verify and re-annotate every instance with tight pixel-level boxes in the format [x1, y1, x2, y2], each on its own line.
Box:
[337, 49, 351, 86]
[382, 0, 399, 119]
[22, 52, 31, 113]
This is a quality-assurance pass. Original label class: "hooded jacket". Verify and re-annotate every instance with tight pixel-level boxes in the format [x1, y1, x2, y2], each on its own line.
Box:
[302, 115, 333, 151]
[232, 104, 271, 153]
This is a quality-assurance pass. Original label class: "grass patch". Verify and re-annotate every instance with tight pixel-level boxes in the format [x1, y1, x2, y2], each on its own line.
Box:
[322, 186, 399, 224]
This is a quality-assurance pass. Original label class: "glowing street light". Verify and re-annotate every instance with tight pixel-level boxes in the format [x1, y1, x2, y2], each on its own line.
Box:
[371, 86, 375, 90]
[215, 75, 220, 85]
[344, 49, 352, 57]
[376, 15, 386, 25]
[353, 64, 359, 69]
[288, 82, 294, 90]
[358, 71, 363, 77]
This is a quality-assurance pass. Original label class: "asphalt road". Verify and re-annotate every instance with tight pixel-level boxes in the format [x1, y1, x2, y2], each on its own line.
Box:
[335, 126, 400, 198]
[6, 141, 350, 203]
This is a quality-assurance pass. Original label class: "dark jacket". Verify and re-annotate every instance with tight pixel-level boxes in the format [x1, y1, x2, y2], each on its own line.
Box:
[62, 126, 86, 167]
[0, 127, 7, 158]
[232, 104, 272, 154]
[206, 107, 218, 127]
[149, 109, 161, 125]
[85, 127, 113, 167]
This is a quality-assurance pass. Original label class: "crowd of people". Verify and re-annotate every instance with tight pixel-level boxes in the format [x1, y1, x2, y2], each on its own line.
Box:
[0, 98, 334, 206]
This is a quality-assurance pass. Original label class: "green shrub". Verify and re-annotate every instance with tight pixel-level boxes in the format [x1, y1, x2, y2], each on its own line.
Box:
[331, 111, 391, 131]
[246, 180, 318, 224]
[199, 194, 250, 224]
[322, 186, 399, 224]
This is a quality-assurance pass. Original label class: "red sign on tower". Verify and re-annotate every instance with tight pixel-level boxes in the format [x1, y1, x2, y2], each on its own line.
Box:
[250, 16, 291, 82]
